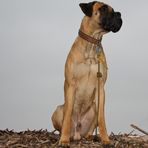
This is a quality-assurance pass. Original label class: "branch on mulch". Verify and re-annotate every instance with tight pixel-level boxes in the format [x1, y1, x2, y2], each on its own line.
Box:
[131, 124, 148, 135]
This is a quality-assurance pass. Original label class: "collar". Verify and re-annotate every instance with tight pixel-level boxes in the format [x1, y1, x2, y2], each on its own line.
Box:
[78, 30, 102, 45]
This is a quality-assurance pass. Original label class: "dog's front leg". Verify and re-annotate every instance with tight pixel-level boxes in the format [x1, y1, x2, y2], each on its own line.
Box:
[98, 81, 110, 145]
[59, 80, 75, 146]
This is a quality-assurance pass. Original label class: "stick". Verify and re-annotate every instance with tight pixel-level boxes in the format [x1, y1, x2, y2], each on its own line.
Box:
[97, 51, 103, 139]
[96, 45, 102, 137]
[130, 124, 148, 135]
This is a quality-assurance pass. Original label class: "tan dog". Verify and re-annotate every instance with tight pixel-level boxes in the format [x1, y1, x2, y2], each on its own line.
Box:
[52, 1, 122, 146]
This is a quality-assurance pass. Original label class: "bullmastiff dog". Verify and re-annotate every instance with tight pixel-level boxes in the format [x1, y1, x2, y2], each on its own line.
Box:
[52, 1, 122, 146]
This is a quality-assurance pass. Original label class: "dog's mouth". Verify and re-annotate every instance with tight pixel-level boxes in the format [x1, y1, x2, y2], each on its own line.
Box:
[101, 12, 122, 33]
[99, 6, 122, 33]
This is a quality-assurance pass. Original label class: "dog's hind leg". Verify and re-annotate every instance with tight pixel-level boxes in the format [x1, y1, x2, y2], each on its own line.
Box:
[51, 105, 64, 132]
[85, 114, 97, 140]
[80, 103, 96, 138]
[73, 120, 81, 141]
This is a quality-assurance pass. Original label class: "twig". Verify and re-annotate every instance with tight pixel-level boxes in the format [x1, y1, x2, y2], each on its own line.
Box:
[127, 130, 135, 136]
[41, 139, 50, 144]
[50, 141, 58, 148]
[131, 124, 148, 135]
[11, 144, 28, 148]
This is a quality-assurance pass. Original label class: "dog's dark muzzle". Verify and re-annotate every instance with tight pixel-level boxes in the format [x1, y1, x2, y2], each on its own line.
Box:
[101, 11, 122, 33]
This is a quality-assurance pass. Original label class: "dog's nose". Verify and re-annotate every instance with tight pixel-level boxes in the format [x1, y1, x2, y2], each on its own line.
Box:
[113, 12, 121, 18]
[114, 12, 121, 18]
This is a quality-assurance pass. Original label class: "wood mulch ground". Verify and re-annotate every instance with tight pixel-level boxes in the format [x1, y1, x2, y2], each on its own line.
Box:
[0, 129, 148, 148]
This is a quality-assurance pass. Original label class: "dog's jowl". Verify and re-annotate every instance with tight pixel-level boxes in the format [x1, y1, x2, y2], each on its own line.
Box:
[52, 1, 122, 146]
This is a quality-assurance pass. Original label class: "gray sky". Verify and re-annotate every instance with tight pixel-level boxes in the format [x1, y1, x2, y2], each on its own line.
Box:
[0, 0, 148, 134]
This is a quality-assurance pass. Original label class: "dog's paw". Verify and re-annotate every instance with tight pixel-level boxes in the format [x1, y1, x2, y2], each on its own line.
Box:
[85, 134, 93, 141]
[58, 144, 70, 148]
[73, 132, 81, 141]
[102, 138, 110, 145]
[58, 143, 70, 148]
[58, 139, 70, 148]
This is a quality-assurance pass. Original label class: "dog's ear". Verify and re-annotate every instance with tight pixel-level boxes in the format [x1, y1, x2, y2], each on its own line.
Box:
[79, 1, 96, 17]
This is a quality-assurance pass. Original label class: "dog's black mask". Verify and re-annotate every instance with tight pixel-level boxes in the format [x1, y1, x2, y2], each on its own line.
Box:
[99, 5, 122, 33]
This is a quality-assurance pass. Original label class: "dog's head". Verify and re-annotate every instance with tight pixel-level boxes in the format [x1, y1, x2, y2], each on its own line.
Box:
[79, 1, 122, 33]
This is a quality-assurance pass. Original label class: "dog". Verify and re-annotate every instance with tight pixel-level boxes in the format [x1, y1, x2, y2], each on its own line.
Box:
[52, 1, 122, 146]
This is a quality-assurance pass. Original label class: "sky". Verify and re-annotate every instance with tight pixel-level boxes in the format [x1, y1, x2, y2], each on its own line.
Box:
[0, 0, 148, 135]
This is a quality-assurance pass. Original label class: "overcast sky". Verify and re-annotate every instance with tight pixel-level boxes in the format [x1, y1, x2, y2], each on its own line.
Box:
[0, 0, 148, 134]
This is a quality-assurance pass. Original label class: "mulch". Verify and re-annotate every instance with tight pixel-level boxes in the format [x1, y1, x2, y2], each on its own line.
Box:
[0, 129, 148, 148]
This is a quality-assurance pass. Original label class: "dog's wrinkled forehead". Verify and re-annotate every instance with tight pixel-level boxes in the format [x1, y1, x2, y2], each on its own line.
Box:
[93, 2, 105, 11]
[93, 2, 113, 12]
[79, 1, 113, 16]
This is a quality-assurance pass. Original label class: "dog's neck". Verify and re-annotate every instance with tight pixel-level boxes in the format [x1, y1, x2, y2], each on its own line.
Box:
[80, 16, 106, 40]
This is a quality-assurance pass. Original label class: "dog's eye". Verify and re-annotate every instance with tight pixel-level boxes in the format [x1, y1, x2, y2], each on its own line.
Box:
[99, 5, 108, 13]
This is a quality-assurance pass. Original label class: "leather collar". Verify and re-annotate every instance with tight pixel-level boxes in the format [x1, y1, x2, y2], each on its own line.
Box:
[78, 30, 102, 45]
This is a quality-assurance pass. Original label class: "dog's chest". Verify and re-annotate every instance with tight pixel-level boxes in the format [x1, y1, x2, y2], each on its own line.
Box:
[84, 49, 98, 65]
[73, 51, 98, 103]
[73, 47, 107, 112]
[74, 50, 98, 80]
